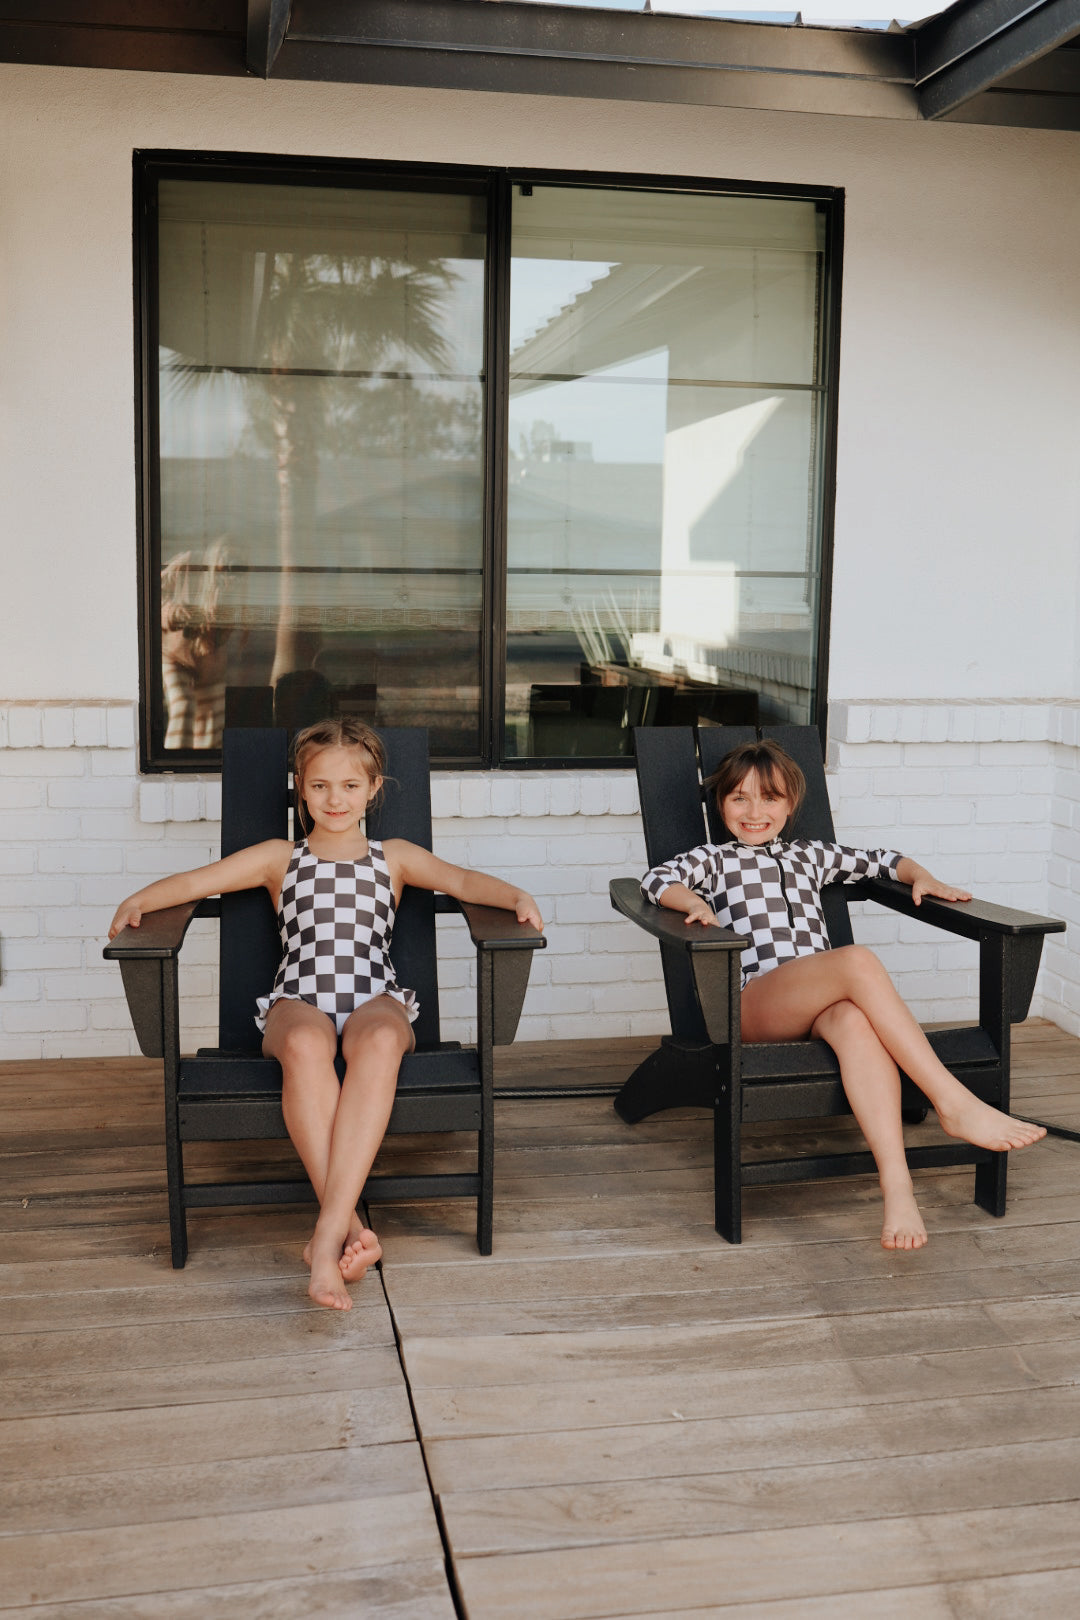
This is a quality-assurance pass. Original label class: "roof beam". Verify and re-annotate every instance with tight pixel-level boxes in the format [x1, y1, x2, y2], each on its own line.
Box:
[281, 0, 915, 119]
[0, 2, 245, 76]
[916, 0, 1080, 118]
[247, 0, 292, 77]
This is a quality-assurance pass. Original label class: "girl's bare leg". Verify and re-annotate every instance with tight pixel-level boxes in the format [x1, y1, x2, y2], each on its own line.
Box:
[810, 1000, 927, 1250]
[262, 1000, 369, 1265]
[741, 946, 1045, 1152]
[303, 997, 414, 1310]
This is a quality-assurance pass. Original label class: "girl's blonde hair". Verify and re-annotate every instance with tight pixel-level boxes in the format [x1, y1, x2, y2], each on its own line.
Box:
[292, 718, 387, 835]
[704, 738, 806, 832]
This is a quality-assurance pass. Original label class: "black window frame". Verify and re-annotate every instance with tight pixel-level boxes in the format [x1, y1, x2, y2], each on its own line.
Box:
[134, 150, 843, 771]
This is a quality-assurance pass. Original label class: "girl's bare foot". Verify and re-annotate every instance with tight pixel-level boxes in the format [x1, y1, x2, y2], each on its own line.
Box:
[340, 1228, 382, 1283]
[304, 1212, 363, 1270]
[307, 1230, 352, 1310]
[881, 1185, 928, 1251]
[937, 1095, 1047, 1153]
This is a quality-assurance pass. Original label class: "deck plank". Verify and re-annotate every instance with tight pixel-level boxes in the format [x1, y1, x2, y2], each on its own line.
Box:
[0, 1345, 405, 1421]
[0, 1494, 440, 1609]
[453, 1502, 1080, 1619]
[0, 1442, 427, 1534]
[0, 1563, 456, 1620]
[424, 1385, 1080, 1492]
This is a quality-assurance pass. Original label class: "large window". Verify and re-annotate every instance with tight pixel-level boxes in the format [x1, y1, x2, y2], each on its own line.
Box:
[138, 157, 840, 767]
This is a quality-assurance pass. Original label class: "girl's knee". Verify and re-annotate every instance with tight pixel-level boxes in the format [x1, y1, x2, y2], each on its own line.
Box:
[834, 944, 888, 988]
[342, 1007, 412, 1067]
[274, 1022, 336, 1070]
[813, 998, 871, 1042]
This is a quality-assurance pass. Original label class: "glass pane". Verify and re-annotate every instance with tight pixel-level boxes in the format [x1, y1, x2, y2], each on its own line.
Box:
[506, 186, 827, 760]
[156, 179, 486, 757]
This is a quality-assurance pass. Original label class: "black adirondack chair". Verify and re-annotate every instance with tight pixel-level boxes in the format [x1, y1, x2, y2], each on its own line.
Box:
[610, 724, 1064, 1242]
[105, 727, 545, 1267]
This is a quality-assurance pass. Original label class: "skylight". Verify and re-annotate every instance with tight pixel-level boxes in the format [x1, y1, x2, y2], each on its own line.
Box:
[510, 0, 946, 30]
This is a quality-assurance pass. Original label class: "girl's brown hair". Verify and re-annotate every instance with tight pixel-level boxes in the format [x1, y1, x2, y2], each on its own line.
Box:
[704, 738, 806, 834]
[292, 718, 387, 835]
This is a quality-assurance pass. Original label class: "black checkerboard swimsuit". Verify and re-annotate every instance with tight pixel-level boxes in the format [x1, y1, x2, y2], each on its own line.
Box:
[641, 838, 903, 988]
[255, 838, 419, 1034]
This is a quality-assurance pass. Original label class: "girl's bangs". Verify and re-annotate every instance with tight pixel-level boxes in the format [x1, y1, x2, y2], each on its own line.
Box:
[749, 763, 790, 800]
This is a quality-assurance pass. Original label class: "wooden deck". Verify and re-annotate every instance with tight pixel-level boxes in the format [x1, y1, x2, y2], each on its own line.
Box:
[3, 1023, 1080, 1617]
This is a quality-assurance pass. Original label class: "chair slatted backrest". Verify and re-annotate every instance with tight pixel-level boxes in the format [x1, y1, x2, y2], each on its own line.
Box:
[217, 726, 441, 1054]
[365, 729, 441, 1048]
[633, 727, 710, 867]
[632, 727, 755, 1043]
[219, 728, 290, 1052]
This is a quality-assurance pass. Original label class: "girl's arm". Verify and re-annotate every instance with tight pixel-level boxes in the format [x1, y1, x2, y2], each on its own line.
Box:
[108, 839, 293, 939]
[895, 856, 972, 907]
[656, 882, 721, 928]
[382, 841, 543, 930]
[641, 844, 722, 926]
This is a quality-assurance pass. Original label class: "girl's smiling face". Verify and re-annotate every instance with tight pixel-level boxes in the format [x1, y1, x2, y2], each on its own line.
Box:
[299, 745, 381, 835]
[720, 768, 793, 845]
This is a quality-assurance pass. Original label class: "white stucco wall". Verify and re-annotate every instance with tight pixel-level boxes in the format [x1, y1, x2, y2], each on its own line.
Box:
[1, 64, 1079, 1056]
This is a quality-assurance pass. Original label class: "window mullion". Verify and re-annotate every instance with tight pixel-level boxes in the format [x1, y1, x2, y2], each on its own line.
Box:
[483, 173, 512, 768]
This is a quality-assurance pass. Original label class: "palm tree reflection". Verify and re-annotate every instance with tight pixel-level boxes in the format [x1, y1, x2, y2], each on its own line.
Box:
[161, 242, 477, 745]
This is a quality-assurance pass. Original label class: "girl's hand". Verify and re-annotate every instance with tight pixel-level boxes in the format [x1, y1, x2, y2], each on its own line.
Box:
[656, 882, 718, 927]
[109, 901, 143, 939]
[683, 897, 719, 927]
[514, 892, 544, 931]
[911, 872, 972, 907]
[896, 857, 971, 907]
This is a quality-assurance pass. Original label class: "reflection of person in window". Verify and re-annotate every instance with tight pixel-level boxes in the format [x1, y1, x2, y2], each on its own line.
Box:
[161, 541, 231, 749]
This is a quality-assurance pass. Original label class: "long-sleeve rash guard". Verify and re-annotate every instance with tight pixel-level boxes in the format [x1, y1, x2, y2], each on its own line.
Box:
[641, 837, 902, 987]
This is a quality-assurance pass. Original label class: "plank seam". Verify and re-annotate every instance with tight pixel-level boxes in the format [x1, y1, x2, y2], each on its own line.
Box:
[375, 1246, 468, 1620]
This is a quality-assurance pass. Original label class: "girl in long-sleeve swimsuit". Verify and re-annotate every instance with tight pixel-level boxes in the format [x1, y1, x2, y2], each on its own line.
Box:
[641, 738, 1044, 1251]
[110, 718, 542, 1310]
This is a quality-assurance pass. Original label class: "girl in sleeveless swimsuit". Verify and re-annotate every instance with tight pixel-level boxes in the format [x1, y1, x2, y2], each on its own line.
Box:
[109, 718, 542, 1310]
[642, 738, 1045, 1252]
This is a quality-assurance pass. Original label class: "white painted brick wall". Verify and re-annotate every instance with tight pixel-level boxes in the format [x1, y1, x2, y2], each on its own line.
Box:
[0, 703, 218, 1058]
[830, 700, 1080, 1036]
[2, 698, 1078, 1057]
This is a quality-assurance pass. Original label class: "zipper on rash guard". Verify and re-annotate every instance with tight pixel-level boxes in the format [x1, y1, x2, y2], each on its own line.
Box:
[774, 856, 796, 928]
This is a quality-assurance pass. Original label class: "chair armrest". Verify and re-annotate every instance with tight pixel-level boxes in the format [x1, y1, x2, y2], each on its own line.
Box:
[859, 877, 1065, 942]
[449, 903, 545, 1048]
[103, 899, 220, 1058]
[457, 901, 546, 953]
[103, 898, 217, 961]
[611, 878, 744, 1044]
[609, 877, 747, 957]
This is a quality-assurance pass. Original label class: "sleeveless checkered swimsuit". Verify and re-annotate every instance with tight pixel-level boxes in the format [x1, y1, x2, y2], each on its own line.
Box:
[255, 838, 419, 1035]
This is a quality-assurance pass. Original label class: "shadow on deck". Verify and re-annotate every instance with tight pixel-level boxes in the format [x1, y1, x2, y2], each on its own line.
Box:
[2, 1022, 1080, 1616]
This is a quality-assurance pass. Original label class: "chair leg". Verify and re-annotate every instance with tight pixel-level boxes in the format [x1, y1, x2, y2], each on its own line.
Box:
[168, 1192, 189, 1269]
[162, 1026, 188, 1269]
[476, 952, 495, 1256]
[477, 1111, 494, 1257]
[713, 1046, 742, 1244]
[974, 1151, 1008, 1218]
[164, 1093, 188, 1268]
[614, 1040, 716, 1123]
